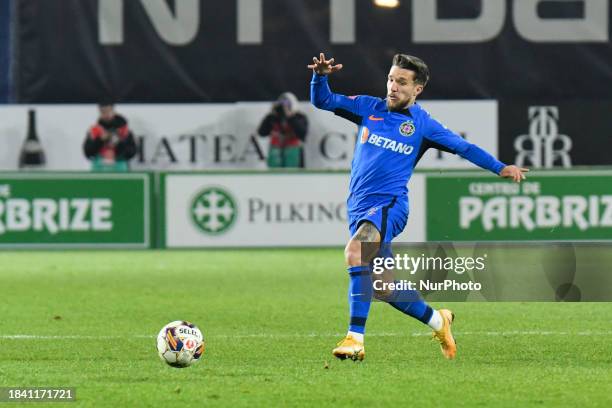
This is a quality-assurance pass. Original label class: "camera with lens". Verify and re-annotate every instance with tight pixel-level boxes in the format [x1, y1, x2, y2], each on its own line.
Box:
[273, 102, 286, 119]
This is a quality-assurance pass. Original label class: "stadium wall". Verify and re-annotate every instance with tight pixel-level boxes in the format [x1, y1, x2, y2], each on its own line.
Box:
[0, 102, 497, 171]
[3, 101, 608, 170]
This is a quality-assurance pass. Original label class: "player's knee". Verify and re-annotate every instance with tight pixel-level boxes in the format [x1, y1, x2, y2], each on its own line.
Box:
[344, 239, 362, 267]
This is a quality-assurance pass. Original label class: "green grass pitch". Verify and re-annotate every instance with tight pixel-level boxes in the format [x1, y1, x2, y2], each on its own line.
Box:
[1, 249, 611, 407]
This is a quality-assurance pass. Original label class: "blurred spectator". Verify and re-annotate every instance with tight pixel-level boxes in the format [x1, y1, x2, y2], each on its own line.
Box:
[257, 92, 308, 168]
[83, 103, 136, 171]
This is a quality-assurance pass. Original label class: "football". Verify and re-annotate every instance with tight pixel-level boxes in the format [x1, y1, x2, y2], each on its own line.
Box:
[156, 321, 205, 368]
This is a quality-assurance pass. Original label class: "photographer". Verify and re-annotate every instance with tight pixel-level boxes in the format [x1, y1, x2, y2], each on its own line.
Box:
[83, 103, 137, 172]
[257, 92, 308, 168]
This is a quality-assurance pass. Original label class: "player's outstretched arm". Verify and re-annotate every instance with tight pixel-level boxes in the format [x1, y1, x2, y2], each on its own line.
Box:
[307, 53, 343, 75]
[423, 118, 529, 182]
[308, 53, 374, 116]
[500, 165, 529, 183]
[309, 53, 348, 111]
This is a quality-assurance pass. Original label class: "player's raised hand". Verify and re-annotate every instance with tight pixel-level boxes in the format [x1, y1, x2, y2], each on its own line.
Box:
[307, 53, 343, 75]
[500, 165, 529, 183]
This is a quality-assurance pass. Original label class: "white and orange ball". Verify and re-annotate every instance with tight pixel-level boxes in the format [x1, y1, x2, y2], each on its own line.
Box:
[156, 321, 205, 368]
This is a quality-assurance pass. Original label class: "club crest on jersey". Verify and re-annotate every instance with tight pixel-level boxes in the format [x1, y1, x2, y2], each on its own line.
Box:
[399, 120, 416, 137]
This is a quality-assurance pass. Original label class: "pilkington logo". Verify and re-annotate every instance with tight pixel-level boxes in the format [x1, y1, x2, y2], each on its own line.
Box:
[190, 187, 237, 235]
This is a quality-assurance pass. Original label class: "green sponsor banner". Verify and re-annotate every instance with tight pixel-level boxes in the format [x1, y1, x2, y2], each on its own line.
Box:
[427, 172, 612, 240]
[0, 174, 150, 248]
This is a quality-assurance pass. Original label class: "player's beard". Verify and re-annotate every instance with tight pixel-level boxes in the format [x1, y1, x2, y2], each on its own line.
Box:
[386, 97, 411, 112]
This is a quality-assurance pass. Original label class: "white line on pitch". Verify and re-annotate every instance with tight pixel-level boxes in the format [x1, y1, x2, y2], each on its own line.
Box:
[1, 331, 611, 340]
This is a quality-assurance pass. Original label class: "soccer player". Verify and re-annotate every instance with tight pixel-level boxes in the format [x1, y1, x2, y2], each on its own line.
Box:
[308, 53, 527, 361]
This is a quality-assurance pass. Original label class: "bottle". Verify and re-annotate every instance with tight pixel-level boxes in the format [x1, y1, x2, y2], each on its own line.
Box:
[18, 109, 46, 168]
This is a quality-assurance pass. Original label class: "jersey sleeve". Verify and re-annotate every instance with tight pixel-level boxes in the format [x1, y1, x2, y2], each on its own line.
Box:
[310, 73, 377, 124]
[423, 115, 506, 175]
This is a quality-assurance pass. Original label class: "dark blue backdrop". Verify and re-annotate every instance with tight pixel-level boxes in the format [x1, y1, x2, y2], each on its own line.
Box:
[10, 0, 612, 103]
[0, 0, 10, 103]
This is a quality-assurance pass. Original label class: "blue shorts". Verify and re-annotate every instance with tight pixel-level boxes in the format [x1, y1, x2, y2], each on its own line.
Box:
[348, 195, 409, 243]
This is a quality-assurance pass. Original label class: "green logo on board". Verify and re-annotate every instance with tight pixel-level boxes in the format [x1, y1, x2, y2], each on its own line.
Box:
[190, 187, 237, 235]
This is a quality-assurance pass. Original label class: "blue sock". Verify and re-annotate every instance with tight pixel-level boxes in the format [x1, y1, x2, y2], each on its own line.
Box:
[376, 243, 433, 325]
[347, 266, 372, 334]
[388, 285, 434, 324]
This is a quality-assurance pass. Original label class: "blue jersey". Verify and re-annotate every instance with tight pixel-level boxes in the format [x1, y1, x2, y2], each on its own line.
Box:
[310, 73, 505, 211]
